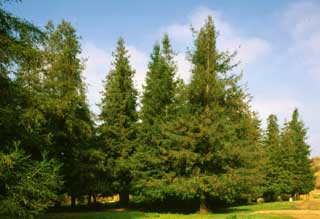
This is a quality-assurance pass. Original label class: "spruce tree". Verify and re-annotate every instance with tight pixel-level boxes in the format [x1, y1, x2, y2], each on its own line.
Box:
[99, 38, 138, 207]
[0, 2, 63, 217]
[141, 34, 176, 124]
[131, 35, 177, 206]
[0, 1, 45, 153]
[263, 114, 290, 200]
[281, 109, 314, 197]
[161, 16, 264, 212]
[42, 20, 93, 207]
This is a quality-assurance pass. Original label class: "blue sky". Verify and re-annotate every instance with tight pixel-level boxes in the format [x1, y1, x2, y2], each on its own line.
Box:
[4, 0, 320, 156]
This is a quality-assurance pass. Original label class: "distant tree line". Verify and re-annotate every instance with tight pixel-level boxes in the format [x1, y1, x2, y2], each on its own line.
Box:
[0, 1, 314, 218]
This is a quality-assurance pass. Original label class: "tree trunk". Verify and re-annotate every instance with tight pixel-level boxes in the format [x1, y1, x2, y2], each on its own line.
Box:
[87, 193, 92, 207]
[199, 194, 208, 214]
[54, 200, 61, 208]
[119, 191, 129, 207]
[93, 193, 97, 206]
[71, 195, 76, 208]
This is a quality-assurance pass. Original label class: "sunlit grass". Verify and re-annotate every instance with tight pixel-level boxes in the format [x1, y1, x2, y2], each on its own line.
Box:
[228, 201, 297, 212]
[42, 212, 292, 219]
[41, 201, 299, 219]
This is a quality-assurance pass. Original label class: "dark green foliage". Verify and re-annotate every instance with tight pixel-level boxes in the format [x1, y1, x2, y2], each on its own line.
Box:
[131, 35, 183, 207]
[280, 109, 314, 195]
[159, 16, 265, 207]
[40, 20, 94, 201]
[0, 146, 62, 219]
[0, 2, 46, 155]
[264, 110, 314, 200]
[140, 34, 176, 124]
[0, 2, 316, 213]
[263, 115, 291, 200]
[99, 38, 138, 206]
[0, 3, 63, 217]
[0, 2, 43, 76]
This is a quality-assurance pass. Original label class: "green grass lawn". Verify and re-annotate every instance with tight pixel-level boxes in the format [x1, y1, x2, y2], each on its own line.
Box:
[41, 211, 293, 219]
[228, 201, 297, 212]
[41, 201, 297, 219]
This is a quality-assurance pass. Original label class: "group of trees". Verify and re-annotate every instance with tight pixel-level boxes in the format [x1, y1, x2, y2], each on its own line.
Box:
[263, 111, 314, 201]
[0, 1, 315, 218]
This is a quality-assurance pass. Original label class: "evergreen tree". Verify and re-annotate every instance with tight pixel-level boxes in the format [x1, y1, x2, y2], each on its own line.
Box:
[281, 109, 314, 197]
[140, 34, 176, 124]
[0, 147, 62, 219]
[42, 20, 93, 207]
[263, 114, 291, 201]
[0, 2, 63, 217]
[161, 17, 264, 212]
[99, 38, 138, 207]
[131, 35, 178, 207]
[0, 0, 45, 153]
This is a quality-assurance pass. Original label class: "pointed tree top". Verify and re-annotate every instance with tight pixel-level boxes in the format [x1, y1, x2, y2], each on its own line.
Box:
[292, 108, 299, 121]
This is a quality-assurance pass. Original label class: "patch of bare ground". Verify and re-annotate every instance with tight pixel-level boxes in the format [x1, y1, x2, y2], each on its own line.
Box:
[256, 210, 320, 219]
[295, 199, 320, 210]
[255, 200, 320, 219]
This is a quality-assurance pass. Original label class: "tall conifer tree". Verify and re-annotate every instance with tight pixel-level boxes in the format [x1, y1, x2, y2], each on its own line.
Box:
[263, 114, 290, 200]
[281, 109, 314, 197]
[131, 35, 177, 206]
[161, 17, 264, 212]
[42, 20, 93, 206]
[99, 38, 138, 207]
[141, 34, 176, 124]
[0, 3, 63, 217]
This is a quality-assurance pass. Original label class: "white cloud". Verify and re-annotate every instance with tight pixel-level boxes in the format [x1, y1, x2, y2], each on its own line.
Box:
[82, 42, 111, 114]
[252, 95, 320, 157]
[161, 6, 271, 81]
[283, 1, 320, 79]
[251, 96, 302, 126]
[127, 46, 148, 92]
[175, 52, 192, 82]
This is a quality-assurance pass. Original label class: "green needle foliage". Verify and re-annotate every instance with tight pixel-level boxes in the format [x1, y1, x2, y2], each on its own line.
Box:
[99, 38, 138, 207]
[160, 16, 264, 210]
[280, 109, 314, 196]
[263, 114, 288, 200]
[0, 1, 316, 214]
[0, 2, 63, 218]
[0, 147, 62, 219]
[40, 20, 94, 205]
[141, 34, 176, 124]
[264, 110, 314, 201]
[131, 35, 179, 208]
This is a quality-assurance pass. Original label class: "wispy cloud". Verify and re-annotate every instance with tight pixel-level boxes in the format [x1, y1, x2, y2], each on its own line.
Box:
[161, 6, 271, 82]
[82, 42, 111, 114]
[283, 1, 320, 79]
[251, 95, 302, 126]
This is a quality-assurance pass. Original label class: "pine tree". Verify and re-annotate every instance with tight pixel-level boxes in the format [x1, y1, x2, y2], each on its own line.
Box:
[141, 34, 176, 124]
[0, 2, 63, 217]
[281, 109, 314, 197]
[99, 38, 138, 207]
[0, 1, 45, 153]
[42, 20, 93, 207]
[131, 35, 178, 206]
[161, 16, 264, 212]
[263, 114, 290, 201]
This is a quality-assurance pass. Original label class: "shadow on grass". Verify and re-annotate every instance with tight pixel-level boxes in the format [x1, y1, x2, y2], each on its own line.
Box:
[211, 207, 252, 214]
[41, 211, 149, 219]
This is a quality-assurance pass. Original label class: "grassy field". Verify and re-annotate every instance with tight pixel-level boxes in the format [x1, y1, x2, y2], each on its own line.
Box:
[228, 201, 297, 211]
[41, 211, 293, 219]
[41, 201, 299, 219]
